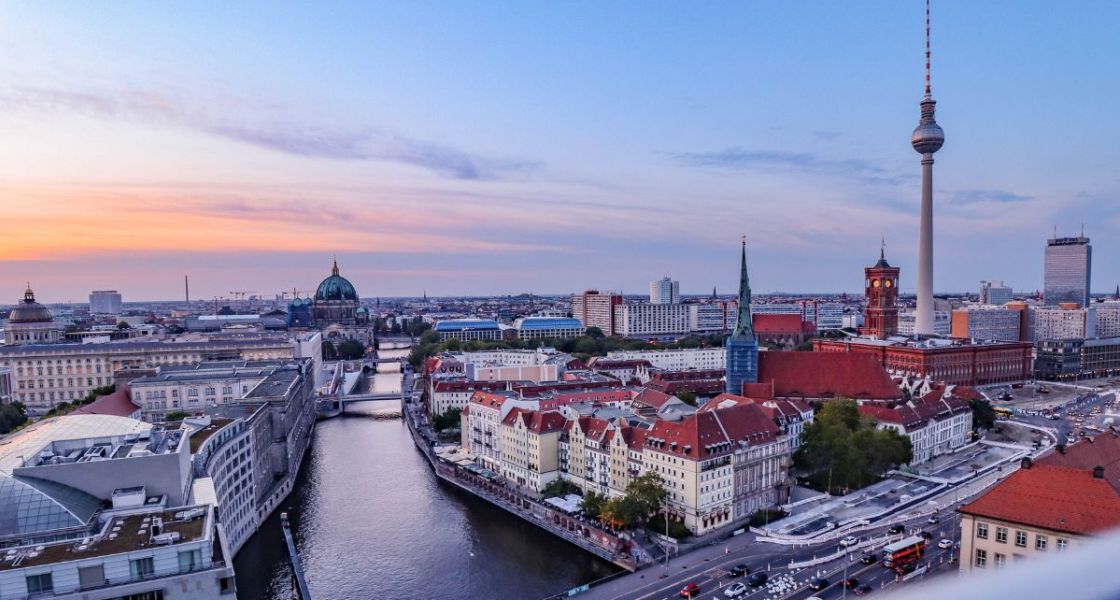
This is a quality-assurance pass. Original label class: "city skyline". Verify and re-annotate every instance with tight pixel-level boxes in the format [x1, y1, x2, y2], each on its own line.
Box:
[2, 1, 1118, 302]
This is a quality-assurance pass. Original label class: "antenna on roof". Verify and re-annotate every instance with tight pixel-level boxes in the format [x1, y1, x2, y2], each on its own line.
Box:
[924, 0, 932, 97]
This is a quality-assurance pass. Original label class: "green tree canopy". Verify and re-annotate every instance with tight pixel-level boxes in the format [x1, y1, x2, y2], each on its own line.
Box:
[794, 399, 912, 493]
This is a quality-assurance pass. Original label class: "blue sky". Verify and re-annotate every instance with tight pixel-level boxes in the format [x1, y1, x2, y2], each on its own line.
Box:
[0, 1, 1117, 302]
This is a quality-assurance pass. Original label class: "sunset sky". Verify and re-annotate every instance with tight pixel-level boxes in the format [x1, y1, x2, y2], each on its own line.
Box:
[1, 1, 1118, 303]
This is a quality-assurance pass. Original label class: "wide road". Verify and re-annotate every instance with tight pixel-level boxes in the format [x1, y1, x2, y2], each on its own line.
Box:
[580, 510, 964, 600]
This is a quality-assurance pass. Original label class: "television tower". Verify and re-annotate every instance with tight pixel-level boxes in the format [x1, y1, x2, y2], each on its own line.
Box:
[911, 0, 944, 336]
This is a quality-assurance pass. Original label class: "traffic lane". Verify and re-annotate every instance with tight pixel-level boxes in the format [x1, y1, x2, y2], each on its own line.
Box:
[613, 545, 808, 600]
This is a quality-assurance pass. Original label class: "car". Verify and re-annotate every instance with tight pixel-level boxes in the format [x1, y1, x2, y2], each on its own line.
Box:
[927, 515, 939, 524]
[839, 536, 858, 547]
[748, 572, 768, 587]
[888, 524, 904, 534]
[938, 538, 953, 549]
[724, 582, 748, 598]
[855, 584, 873, 596]
[678, 583, 700, 598]
[860, 553, 877, 565]
[808, 578, 829, 591]
[844, 578, 860, 589]
[895, 562, 917, 575]
[728, 564, 750, 577]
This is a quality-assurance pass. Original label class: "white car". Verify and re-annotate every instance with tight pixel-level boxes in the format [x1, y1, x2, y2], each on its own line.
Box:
[938, 538, 954, 549]
[839, 536, 858, 547]
[724, 582, 748, 598]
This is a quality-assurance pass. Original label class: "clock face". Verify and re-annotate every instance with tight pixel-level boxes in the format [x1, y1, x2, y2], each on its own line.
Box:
[872, 280, 881, 288]
[885, 279, 893, 288]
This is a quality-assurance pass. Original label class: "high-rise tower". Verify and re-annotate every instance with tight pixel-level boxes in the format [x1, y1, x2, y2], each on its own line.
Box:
[911, 0, 944, 336]
[725, 238, 759, 394]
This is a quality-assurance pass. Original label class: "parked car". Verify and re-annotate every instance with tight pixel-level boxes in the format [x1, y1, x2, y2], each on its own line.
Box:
[679, 583, 700, 598]
[927, 515, 939, 524]
[860, 553, 877, 565]
[938, 538, 954, 549]
[728, 564, 750, 577]
[840, 536, 858, 547]
[855, 584, 874, 596]
[724, 582, 748, 598]
[888, 524, 904, 534]
[809, 578, 829, 591]
[748, 572, 769, 588]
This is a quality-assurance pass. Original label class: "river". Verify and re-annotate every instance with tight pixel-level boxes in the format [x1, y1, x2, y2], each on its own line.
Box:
[232, 345, 617, 600]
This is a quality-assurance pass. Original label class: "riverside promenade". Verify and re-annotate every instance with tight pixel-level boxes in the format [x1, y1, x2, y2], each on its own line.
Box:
[402, 397, 642, 572]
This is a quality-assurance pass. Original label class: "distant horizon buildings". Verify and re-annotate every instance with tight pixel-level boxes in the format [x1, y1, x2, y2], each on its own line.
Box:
[649, 277, 680, 305]
[979, 280, 1013, 306]
[89, 289, 123, 315]
[1044, 236, 1092, 307]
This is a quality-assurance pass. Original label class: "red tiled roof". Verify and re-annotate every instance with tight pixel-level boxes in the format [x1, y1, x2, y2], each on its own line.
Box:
[958, 464, 1120, 535]
[740, 381, 775, 400]
[752, 313, 806, 333]
[755, 352, 901, 400]
[71, 389, 140, 418]
[1038, 431, 1120, 492]
[633, 388, 675, 410]
[645, 404, 781, 460]
[469, 390, 512, 410]
[503, 408, 567, 433]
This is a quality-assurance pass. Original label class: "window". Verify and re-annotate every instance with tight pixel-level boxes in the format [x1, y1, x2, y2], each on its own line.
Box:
[994, 553, 1006, 568]
[975, 548, 987, 567]
[976, 523, 989, 539]
[78, 564, 106, 589]
[1015, 530, 1027, 547]
[26, 572, 53, 594]
[130, 556, 156, 580]
[1057, 538, 1069, 551]
[1036, 534, 1048, 551]
[179, 549, 202, 572]
[996, 527, 1008, 543]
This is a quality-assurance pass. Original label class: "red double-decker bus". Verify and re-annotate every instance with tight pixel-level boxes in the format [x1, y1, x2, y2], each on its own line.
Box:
[881, 535, 925, 570]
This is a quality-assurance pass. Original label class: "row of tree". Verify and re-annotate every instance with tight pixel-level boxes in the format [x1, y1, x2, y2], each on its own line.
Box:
[407, 327, 727, 369]
[579, 472, 668, 531]
[0, 402, 27, 435]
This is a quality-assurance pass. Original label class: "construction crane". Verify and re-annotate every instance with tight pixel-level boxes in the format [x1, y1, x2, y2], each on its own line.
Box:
[281, 288, 314, 301]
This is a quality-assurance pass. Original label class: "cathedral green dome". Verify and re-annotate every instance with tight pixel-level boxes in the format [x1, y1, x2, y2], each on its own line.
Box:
[315, 259, 359, 302]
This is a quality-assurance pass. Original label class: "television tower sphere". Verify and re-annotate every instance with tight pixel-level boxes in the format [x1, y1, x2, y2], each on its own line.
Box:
[911, 98, 944, 154]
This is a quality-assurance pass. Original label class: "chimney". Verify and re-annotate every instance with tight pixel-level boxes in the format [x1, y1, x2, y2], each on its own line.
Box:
[1020, 457, 1032, 470]
[1094, 466, 1105, 479]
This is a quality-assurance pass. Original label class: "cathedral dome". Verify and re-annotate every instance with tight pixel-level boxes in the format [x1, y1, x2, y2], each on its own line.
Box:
[315, 259, 359, 302]
[8, 287, 53, 324]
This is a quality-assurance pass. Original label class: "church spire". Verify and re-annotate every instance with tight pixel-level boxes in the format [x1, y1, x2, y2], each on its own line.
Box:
[732, 236, 754, 338]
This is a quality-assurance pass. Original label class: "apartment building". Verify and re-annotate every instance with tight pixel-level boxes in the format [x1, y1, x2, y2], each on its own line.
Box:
[859, 390, 974, 464]
[129, 360, 283, 423]
[571, 290, 624, 336]
[613, 303, 692, 337]
[950, 306, 1022, 342]
[1032, 305, 1095, 340]
[499, 408, 566, 492]
[606, 347, 726, 372]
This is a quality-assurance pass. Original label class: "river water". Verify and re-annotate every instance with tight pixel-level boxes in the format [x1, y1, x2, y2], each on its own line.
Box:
[232, 346, 616, 600]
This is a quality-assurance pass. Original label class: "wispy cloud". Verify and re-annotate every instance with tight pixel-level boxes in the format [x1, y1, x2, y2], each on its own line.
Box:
[0, 85, 535, 180]
[947, 189, 1033, 204]
[667, 146, 912, 186]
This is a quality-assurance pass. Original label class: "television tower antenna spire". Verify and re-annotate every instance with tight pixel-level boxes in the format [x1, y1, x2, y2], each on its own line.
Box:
[924, 0, 932, 97]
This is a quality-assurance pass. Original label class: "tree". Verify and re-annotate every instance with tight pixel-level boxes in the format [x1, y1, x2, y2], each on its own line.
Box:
[0, 403, 27, 435]
[116, 321, 131, 330]
[626, 472, 668, 518]
[541, 479, 580, 499]
[970, 399, 996, 431]
[581, 491, 607, 518]
[336, 339, 367, 360]
[600, 495, 645, 529]
[165, 410, 189, 422]
[322, 340, 339, 361]
[432, 407, 462, 432]
[794, 399, 912, 493]
[676, 391, 697, 407]
[585, 326, 605, 339]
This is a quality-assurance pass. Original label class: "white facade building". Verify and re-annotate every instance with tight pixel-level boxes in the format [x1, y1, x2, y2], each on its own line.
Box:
[606, 347, 725, 371]
[613, 303, 691, 337]
[979, 281, 1012, 306]
[1032, 306, 1096, 341]
[898, 310, 951, 336]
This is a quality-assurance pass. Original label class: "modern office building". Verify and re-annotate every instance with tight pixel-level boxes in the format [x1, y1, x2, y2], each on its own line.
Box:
[570, 290, 624, 336]
[433, 319, 503, 341]
[649, 277, 680, 305]
[690, 302, 737, 333]
[898, 310, 951, 336]
[751, 302, 846, 331]
[979, 281, 1013, 306]
[607, 347, 726, 372]
[88, 290, 123, 315]
[1044, 236, 1092, 307]
[612, 303, 691, 337]
[129, 360, 289, 423]
[512, 317, 585, 340]
[1032, 305, 1095, 341]
[950, 306, 1022, 342]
